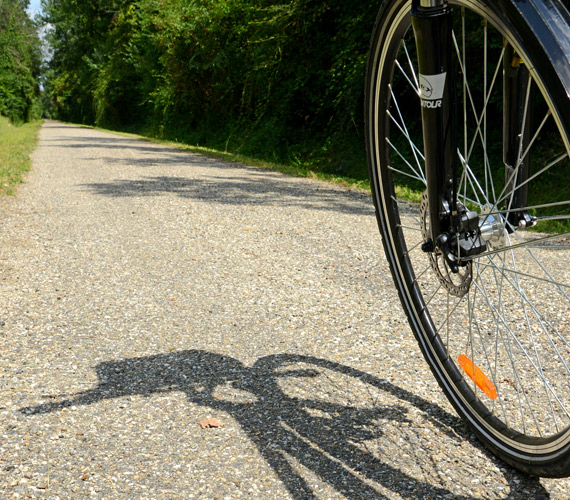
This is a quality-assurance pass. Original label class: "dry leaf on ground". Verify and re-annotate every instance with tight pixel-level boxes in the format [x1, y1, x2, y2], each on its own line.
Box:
[197, 418, 224, 429]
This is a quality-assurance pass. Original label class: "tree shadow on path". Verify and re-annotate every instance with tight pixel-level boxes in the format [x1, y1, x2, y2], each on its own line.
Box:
[83, 173, 376, 216]
[42, 121, 376, 217]
[20, 351, 548, 499]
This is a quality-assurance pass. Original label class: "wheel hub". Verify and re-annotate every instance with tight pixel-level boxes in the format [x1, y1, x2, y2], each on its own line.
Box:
[479, 206, 509, 249]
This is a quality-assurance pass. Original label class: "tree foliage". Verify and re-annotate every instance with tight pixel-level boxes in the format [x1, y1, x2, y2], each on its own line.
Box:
[0, 0, 42, 123]
[42, 0, 378, 169]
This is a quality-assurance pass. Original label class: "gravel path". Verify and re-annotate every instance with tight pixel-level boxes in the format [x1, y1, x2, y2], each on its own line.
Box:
[1, 121, 569, 499]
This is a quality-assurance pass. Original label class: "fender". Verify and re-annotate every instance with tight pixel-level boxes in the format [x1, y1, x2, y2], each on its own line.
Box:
[496, 0, 570, 123]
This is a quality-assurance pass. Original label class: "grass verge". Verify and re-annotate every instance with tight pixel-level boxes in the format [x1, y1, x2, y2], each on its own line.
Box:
[0, 117, 43, 195]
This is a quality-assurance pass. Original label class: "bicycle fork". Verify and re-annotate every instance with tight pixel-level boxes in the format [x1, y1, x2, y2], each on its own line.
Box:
[412, 0, 534, 271]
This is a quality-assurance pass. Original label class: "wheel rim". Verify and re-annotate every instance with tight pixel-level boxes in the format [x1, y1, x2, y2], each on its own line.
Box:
[368, 1, 570, 451]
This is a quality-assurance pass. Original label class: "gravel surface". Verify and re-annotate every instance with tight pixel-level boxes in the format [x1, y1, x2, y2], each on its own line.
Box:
[1, 120, 569, 499]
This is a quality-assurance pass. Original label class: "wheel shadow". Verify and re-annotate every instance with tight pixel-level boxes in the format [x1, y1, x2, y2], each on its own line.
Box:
[19, 351, 548, 499]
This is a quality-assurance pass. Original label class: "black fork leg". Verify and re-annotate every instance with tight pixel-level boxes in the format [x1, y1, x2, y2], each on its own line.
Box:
[412, 0, 456, 243]
[503, 44, 535, 229]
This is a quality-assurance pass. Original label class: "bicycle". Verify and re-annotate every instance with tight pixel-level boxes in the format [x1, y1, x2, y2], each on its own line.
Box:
[365, 0, 570, 477]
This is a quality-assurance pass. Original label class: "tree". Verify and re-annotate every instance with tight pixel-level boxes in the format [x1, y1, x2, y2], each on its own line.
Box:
[41, 0, 379, 171]
[0, 0, 42, 122]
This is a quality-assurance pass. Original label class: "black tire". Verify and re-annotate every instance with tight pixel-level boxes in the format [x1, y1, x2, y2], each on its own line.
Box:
[365, 0, 570, 477]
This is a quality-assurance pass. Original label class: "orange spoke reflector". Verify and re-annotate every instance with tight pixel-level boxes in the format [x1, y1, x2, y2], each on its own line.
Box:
[457, 355, 498, 399]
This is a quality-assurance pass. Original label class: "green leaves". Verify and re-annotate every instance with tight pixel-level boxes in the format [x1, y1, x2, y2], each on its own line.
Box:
[42, 0, 379, 173]
[0, 0, 42, 123]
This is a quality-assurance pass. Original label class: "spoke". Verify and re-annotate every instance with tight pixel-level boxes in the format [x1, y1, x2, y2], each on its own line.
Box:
[393, 196, 423, 226]
[506, 199, 570, 214]
[388, 166, 425, 184]
[402, 39, 419, 90]
[466, 281, 478, 393]
[520, 238, 570, 304]
[458, 151, 491, 208]
[506, 242, 559, 432]
[515, 110, 552, 173]
[422, 280, 443, 311]
[467, 45, 504, 166]
[464, 231, 570, 260]
[386, 137, 426, 184]
[503, 292, 570, 383]
[475, 261, 570, 290]
[473, 257, 570, 422]
[469, 263, 506, 417]
[483, 253, 570, 429]
[536, 214, 570, 223]
[471, 273, 541, 434]
[457, 192, 480, 208]
[456, 168, 480, 207]
[489, 258, 510, 421]
[459, 170, 470, 209]
[486, 252, 570, 353]
[395, 59, 420, 96]
[397, 223, 422, 232]
[482, 77, 534, 230]
[478, 258, 516, 424]
[389, 86, 425, 178]
[494, 152, 567, 210]
[514, 73, 533, 173]
[475, 258, 526, 434]
[446, 290, 451, 354]
[480, 198, 570, 219]
[386, 110, 426, 163]
[403, 239, 423, 256]
[412, 263, 435, 284]
[452, 31, 505, 170]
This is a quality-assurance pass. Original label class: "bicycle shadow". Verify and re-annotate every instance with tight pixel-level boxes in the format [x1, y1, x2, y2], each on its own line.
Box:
[20, 351, 546, 499]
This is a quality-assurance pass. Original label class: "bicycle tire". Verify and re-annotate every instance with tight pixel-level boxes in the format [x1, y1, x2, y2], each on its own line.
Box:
[365, 0, 570, 477]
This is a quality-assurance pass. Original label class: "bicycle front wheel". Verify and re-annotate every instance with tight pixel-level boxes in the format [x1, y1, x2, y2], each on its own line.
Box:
[366, 0, 570, 477]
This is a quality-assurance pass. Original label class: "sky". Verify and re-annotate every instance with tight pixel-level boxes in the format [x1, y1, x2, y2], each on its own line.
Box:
[28, 0, 42, 16]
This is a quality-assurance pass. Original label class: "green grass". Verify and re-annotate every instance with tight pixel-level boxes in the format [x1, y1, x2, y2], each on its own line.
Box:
[177, 143, 373, 191]
[0, 116, 43, 195]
